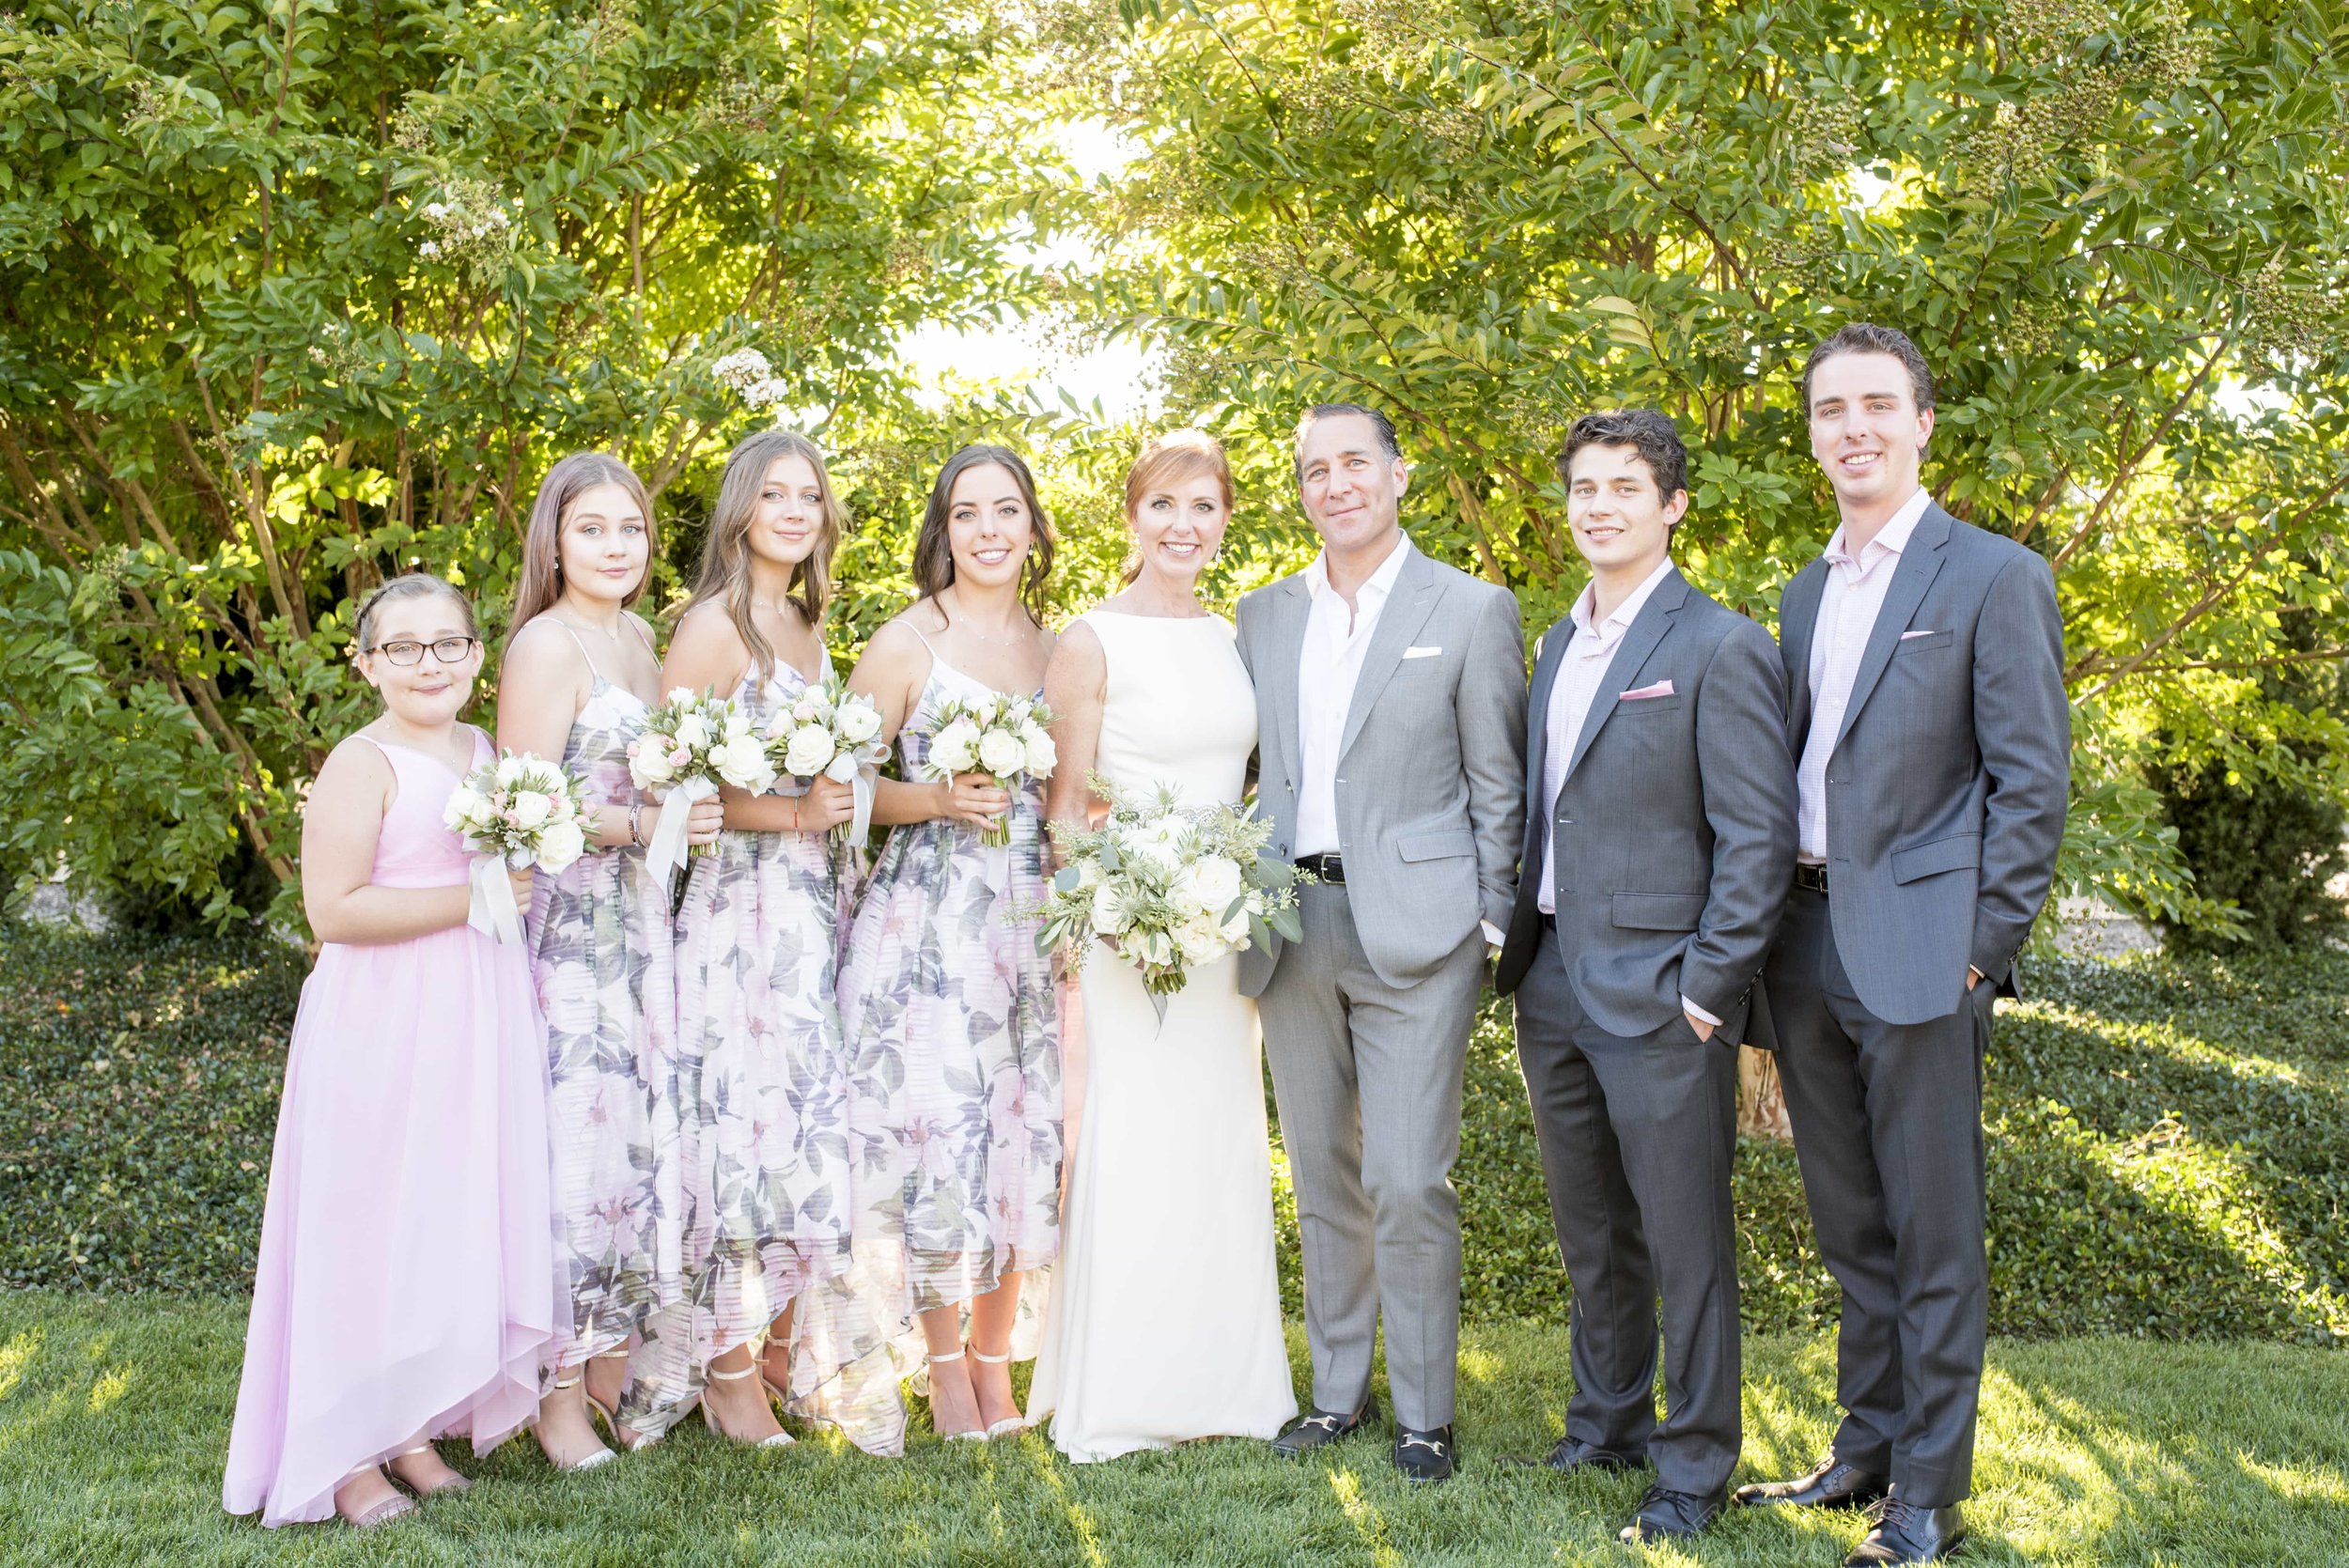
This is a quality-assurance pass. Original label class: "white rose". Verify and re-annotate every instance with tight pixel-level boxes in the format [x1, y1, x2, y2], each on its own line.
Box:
[442, 786, 490, 831]
[1020, 725, 1057, 777]
[509, 790, 552, 830]
[674, 713, 711, 751]
[534, 820, 586, 872]
[1174, 911, 1227, 965]
[792, 691, 828, 722]
[1089, 880, 1134, 936]
[713, 736, 773, 791]
[977, 728, 1026, 778]
[836, 702, 881, 744]
[666, 688, 696, 706]
[782, 723, 836, 778]
[1136, 928, 1174, 967]
[1074, 858, 1103, 892]
[931, 718, 980, 774]
[1178, 854, 1244, 917]
[494, 753, 525, 786]
[631, 745, 676, 786]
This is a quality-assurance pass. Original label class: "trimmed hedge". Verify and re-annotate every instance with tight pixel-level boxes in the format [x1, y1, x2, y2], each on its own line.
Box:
[5, 924, 2345, 1344]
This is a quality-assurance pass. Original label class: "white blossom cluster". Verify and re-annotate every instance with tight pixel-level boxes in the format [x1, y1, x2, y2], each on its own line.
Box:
[712, 348, 790, 411]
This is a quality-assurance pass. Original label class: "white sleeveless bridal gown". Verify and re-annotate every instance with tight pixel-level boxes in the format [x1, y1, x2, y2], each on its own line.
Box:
[1028, 611, 1298, 1462]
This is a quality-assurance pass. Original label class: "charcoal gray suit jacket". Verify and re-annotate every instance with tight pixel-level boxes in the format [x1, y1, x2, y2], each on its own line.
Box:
[1495, 568, 1796, 1047]
[1775, 501, 2070, 1024]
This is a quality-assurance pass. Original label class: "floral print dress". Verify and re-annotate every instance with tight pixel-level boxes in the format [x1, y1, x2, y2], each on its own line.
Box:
[621, 655, 886, 1441]
[527, 632, 685, 1377]
[817, 644, 1062, 1448]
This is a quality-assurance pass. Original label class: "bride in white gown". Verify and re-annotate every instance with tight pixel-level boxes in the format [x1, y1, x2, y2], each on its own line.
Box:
[1027, 431, 1297, 1461]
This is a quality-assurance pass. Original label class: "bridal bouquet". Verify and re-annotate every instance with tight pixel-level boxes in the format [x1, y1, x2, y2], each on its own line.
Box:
[443, 751, 594, 943]
[1028, 779, 1307, 1018]
[926, 692, 1056, 848]
[628, 689, 773, 875]
[764, 675, 891, 846]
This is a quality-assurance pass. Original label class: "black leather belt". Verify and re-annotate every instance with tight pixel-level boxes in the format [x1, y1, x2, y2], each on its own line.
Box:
[1794, 863, 1830, 894]
[1295, 852, 1346, 885]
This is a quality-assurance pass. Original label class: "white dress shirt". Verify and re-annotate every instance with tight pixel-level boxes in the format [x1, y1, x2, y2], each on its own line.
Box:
[1797, 487, 1932, 862]
[1294, 532, 1410, 858]
[1535, 557, 1719, 1028]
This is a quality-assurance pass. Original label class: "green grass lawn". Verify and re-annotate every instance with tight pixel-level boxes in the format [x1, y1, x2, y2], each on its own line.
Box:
[1, 1292, 2343, 1567]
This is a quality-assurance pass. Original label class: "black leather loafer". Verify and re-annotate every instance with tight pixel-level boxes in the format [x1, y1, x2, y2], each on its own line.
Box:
[1392, 1424, 1455, 1483]
[1733, 1454, 1890, 1510]
[1505, 1436, 1647, 1475]
[1845, 1498, 1967, 1564]
[1270, 1398, 1377, 1458]
[1619, 1483, 1726, 1544]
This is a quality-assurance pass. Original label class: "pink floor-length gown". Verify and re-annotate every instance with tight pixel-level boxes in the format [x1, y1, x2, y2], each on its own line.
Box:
[224, 728, 555, 1527]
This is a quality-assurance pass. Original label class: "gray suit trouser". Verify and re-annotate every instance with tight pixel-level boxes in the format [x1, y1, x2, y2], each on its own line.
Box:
[1514, 926, 1741, 1496]
[1766, 886, 1994, 1508]
[1258, 881, 1486, 1431]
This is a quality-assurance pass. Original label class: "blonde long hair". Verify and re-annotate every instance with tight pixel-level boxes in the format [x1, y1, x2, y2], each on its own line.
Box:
[689, 429, 846, 682]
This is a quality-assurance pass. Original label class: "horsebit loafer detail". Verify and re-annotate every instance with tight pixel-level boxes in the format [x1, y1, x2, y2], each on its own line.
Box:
[1392, 1425, 1455, 1483]
[1270, 1399, 1377, 1458]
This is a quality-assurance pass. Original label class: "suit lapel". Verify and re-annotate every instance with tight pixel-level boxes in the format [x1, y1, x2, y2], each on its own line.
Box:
[1562, 569, 1688, 785]
[1267, 575, 1311, 784]
[1337, 544, 1441, 762]
[1833, 505, 1952, 750]
[1521, 616, 1575, 864]
[1779, 561, 1827, 747]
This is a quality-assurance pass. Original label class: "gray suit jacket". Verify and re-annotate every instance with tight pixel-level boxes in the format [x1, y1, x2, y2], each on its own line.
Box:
[1777, 502, 2070, 1025]
[1234, 539, 1527, 995]
[1494, 569, 1796, 1046]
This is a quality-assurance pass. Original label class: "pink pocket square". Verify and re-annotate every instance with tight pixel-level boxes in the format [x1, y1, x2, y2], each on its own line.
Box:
[1619, 679, 1675, 700]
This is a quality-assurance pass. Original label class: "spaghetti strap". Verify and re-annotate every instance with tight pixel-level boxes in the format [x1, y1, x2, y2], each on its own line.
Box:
[550, 616, 608, 686]
[623, 614, 658, 659]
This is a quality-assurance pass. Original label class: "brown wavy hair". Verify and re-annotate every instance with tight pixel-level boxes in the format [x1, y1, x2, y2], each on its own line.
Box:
[1119, 428, 1234, 585]
[911, 443, 1054, 627]
[508, 451, 657, 641]
[689, 429, 844, 682]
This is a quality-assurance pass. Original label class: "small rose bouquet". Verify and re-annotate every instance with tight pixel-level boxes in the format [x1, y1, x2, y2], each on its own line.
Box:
[443, 751, 594, 943]
[926, 692, 1056, 848]
[629, 689, 773, 875]
[1026, 778, 1308, 1022]
[764, 675, 891, 846]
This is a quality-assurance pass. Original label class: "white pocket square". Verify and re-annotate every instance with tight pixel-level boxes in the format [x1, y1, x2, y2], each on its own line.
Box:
[1403, 645, 1442, 659]
[1900, 629, 1940, 640]
[1619, 679, 1675, 700]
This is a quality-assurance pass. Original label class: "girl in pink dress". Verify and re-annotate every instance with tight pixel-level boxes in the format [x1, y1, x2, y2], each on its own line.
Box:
[224, 574, 555, 1529]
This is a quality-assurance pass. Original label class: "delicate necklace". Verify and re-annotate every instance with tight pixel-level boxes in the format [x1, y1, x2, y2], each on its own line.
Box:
[941, 590, 1026, 646]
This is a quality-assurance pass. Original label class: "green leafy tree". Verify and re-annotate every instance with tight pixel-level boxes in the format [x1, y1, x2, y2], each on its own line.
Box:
[1046, 0, 2349, 932]
[0, 0, 1061, 923]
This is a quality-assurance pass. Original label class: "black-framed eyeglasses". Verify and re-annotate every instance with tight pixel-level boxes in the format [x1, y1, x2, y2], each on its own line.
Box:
[369, 635, 480, 667]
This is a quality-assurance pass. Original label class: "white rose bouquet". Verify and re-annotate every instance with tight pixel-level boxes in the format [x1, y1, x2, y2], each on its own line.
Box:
[1024, 778, 1308, 1022]
[763, 675, 891, 846]
[628, 688, 773, 876]
[925, 691, 1057, 848]
[442, 750, 593, 943]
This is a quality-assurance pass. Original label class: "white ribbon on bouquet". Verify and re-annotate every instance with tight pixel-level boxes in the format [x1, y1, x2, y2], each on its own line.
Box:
[645, 773, 720, 881]
[466, 853, 525, 945]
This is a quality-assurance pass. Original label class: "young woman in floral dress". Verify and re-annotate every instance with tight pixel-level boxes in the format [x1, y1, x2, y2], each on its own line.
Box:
[831, 444, 1063, 1447]
[626, 429, 882, 1448]
[497, 453, 721, 1467]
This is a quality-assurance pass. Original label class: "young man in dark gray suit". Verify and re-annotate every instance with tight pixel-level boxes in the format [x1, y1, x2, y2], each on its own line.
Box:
[1734, 325, 2069, 1566]
[1495, 410, 1796, 1544]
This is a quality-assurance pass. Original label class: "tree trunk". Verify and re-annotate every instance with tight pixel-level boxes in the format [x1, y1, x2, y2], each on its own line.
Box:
[1737, 1044, 1793, 1141]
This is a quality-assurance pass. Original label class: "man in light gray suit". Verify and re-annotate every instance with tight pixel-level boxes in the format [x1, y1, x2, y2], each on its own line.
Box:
[1734, 325, 2069, 1567]
[1234, 403, 1526, 1483]
[1494, 410, 1795, 1545]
